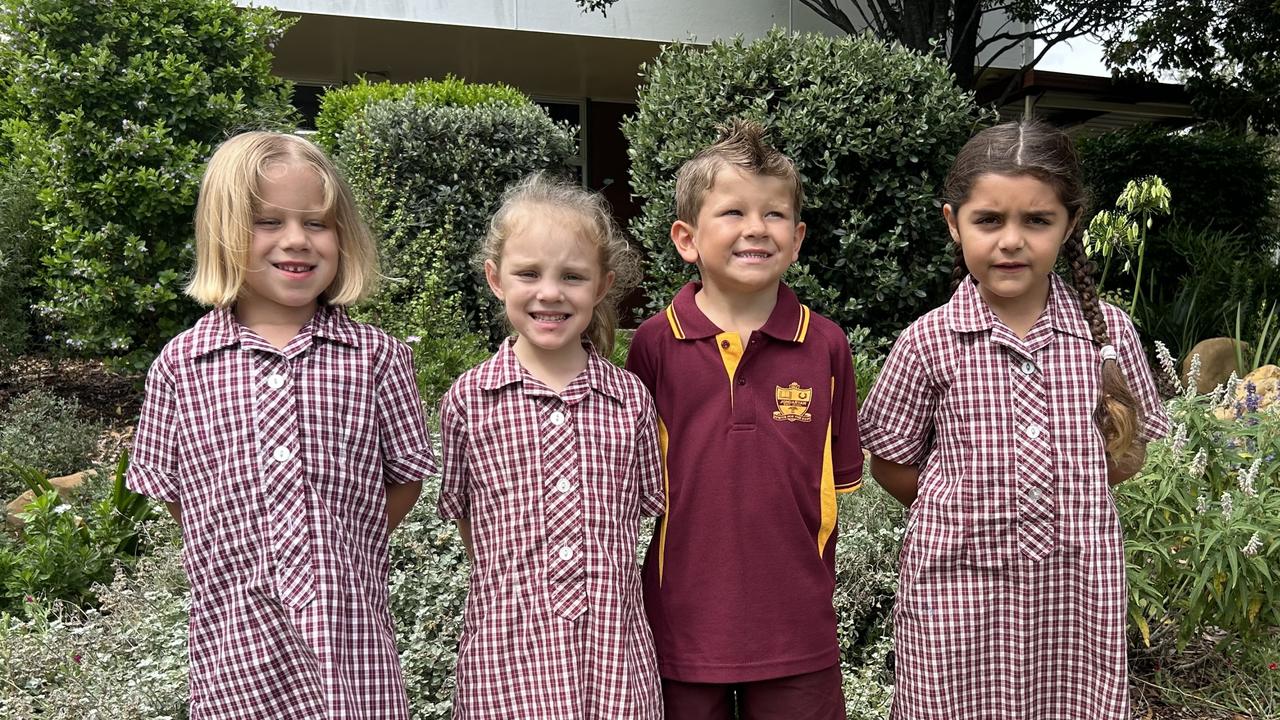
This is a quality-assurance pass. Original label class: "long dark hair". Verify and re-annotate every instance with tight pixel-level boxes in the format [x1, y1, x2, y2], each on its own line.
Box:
[943, 120, 1141, 458]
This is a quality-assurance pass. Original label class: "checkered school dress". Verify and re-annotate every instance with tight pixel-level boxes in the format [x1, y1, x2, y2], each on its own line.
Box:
[860, 275, 1170, 719]
[437, 339, 665, 720]
[128, 306, 436, 719]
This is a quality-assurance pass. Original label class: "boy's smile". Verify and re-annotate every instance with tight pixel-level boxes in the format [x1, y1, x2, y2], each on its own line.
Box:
[672, 167, 805, 299]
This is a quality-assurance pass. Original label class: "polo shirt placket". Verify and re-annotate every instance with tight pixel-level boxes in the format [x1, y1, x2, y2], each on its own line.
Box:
[536, 388, 587, 621]
[245, 331, 316, 609]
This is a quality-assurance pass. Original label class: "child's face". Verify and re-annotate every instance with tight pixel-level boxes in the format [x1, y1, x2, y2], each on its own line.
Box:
[671, 166, 805, 298]
[944, 172, 1076, 311]
[240, 161, 339, 321]
[484, 210, 615, 359]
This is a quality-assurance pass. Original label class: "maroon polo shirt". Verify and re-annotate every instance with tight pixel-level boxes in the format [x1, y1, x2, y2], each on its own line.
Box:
[626, 281, 863, 683]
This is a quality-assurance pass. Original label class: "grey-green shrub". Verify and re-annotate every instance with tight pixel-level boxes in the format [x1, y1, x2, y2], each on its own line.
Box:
[334, 93, 577, 340]
[0, 390, 100, 497]
[0, 0, 296, 362]
[624, 29, 985, 341]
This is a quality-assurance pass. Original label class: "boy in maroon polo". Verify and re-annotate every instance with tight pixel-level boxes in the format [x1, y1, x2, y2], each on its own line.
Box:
[626, 119, 863, 719]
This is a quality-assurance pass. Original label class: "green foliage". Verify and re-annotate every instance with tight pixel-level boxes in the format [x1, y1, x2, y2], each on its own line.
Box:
[0, 519, 189, 720]
[0, 454, 154, 613]
[314, 76, 528, 154]
[1117, 362, 1280, 652]
[0, 0, 297, 361]
[335, 93, 576, 340]
[624, 29, 984, 342]
[0, 164, 45, 356]
[0, 390, 100, 497]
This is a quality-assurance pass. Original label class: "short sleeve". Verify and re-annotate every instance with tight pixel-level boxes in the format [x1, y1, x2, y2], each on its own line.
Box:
[127, 352, 181, 502]
[830, 333, 863, 493]
[633, 392, 666, 517]
[1112, 311, 1171, 443]
[436, 385, 470, 520]
[377, 341, 437, 485]
[859, 324, 938, 466]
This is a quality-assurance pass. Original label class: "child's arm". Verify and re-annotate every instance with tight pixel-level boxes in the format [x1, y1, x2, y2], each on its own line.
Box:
[1106, 442, 1148, 486]
[385, 481, 422, 530]
[456, 519, 475, 563]
[869, 455, 920, 507]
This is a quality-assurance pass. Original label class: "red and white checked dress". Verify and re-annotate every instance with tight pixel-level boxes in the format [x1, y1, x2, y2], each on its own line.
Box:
[437, 339, 665, 719]
[127, 306, 436, 719]
[860, 275, 1169, 719]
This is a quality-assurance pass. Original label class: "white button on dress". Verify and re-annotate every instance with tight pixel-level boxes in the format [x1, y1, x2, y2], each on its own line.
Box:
[266, 373, 286, 389]
[556, 479, 572, 493]
[273, 446, 292, 462]
[1025, 423, 1043, 439]
[558, 546, 574, 561]
[1019, 360, 1036, 376]
[549, 411, 566, 426]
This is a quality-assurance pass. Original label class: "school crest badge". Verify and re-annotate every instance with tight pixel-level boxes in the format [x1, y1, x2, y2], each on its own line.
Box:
[773, 382, 813, 423]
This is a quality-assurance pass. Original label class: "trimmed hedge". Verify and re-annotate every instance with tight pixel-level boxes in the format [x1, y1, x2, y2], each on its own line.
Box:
[0, 0, 297, 362]
[624, 29, 986, 340]
[332, 90, 577, 341]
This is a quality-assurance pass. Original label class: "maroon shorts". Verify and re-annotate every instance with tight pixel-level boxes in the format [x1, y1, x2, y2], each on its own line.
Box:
[662, 663, 846, 720]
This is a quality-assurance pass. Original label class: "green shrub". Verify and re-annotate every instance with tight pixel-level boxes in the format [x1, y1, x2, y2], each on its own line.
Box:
[624, 29, 985, 341]
[0, 0, 297, 362]
[1078, 126, 1280, 244]
[1118, 350, 1280, 653]
[0, 390, 100, 497]
[0, 164, 44, 356]
[0, 519, 189, 720]
[314, 75, 529, 155]
[335, 93, 576, 340]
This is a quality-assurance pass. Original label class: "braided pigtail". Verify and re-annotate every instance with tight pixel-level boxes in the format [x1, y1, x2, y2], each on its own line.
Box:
[950, 242, 969, 292]
[1062, 234, 1142, 457]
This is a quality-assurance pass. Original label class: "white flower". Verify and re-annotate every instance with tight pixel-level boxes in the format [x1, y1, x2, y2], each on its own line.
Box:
[1184, 353, 1202, 398]
[1221, 491, 1234, 521]
[1222, 372, 1241, 405]
[1237, 459, 1261, 497]
[1242, 532, 1263, 557]
[405, 335, 421, 344]
[1189, 448, 1208, 479]
[53, 504, 72, 515]
[1195, 494, 1209, 514]
[1209, 382, 1227, 406]
[1170, 423, 1188, 455]
[1154, 341, 1181, 392]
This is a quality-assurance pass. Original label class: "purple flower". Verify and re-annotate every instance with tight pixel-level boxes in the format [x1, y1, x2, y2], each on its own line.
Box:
[1246, 382, 1260, 413]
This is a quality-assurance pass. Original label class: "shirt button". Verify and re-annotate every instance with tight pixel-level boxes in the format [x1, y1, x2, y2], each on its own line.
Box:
[720, 339, 731, 349]
[272, 446, 292, 462]
[556, 479, 572, 493]
[558, 546, 574, 561]
[1019, 360, 1036, 376]
[1025, 423, 1043, 439]
[266, 373, 286, 389]
[737, 377, 746, 386]
[1028, 487, 1042, 502]
[549, 411, 566, 426]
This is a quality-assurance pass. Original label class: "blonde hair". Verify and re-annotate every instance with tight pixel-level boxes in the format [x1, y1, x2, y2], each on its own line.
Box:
[186, 131, 378, 307]
[674, 118, 804, 224]
[480, 172, 640, 357]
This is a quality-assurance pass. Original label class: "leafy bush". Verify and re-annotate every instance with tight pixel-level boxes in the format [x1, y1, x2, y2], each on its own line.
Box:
[1078, 126, 1280, 244]
[1118, 349, 1280, 652]
[0, 164, 44, 356]
[0, 519, 189, 720]
[0, 0, 297, 362]
[624, 28, 985, 342]
[334, 92, 576, 340]
[0, 390, 100, 497]
[314, 75, 528, 155]
[1, 455, 155, 613]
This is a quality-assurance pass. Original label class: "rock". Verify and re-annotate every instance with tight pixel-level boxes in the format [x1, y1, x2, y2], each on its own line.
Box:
[1214, 364, 1280, 420]
[3, 469, 93, 530]
[1184, 337, 1249, 395]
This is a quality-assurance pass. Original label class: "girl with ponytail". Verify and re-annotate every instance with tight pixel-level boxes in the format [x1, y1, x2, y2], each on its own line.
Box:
[859, 120, 1170, 718]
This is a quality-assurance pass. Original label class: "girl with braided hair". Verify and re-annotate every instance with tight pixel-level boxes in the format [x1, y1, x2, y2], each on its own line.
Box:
[859, 120, 1170, 718]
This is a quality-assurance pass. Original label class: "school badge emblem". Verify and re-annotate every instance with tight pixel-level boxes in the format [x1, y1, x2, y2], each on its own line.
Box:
[773, 382, 813, 423]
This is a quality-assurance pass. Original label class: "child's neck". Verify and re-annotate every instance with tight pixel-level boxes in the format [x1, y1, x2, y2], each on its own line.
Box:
[694, 281, 778, 338]
[235, 301, 318, 351]
[978, 280, 1050, 340]
[512, 336, 589, 394]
